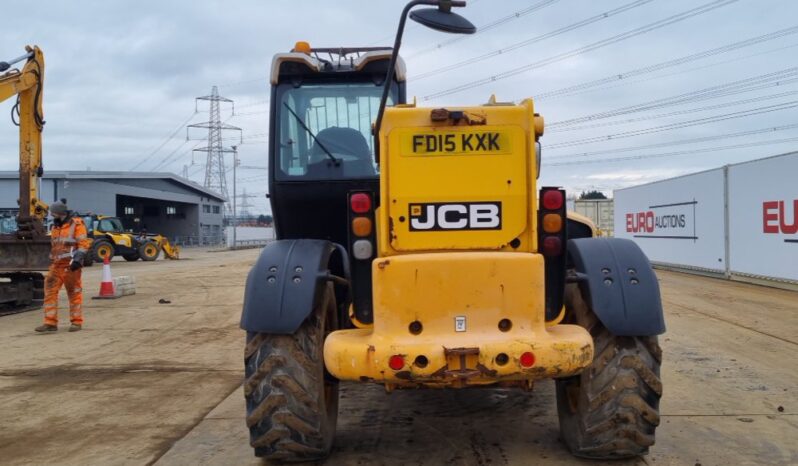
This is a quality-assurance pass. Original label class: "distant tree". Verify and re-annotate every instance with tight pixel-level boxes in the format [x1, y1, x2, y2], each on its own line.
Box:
[579, 190, 607, 200]
[264, 215, 274, 226]
[257, 214, 267, 225]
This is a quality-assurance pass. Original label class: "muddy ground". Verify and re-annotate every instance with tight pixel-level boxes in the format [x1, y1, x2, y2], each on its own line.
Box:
[0, 248, 795, 466]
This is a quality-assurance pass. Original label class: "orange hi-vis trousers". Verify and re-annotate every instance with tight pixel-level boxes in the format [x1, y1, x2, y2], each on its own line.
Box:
[43, 262, 83, 326]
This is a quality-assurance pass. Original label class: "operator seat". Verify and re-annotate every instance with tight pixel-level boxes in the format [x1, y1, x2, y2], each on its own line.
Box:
[307, 126, 376, 177]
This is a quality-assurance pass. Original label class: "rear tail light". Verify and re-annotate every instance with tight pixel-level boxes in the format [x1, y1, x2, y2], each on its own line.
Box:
[352, 239, 373, 260]
[542, 236, 562, 256]
[539, 187, 567, 322]
[350, 193, 372, 213]
[542, 213, 562, 233]
[542, 189, 564, 210]
[352, 217, 372, 237]
[539, 187, 566, 257]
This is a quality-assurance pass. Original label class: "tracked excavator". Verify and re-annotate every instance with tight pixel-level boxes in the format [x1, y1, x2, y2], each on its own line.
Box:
[0, 46, 51, 314]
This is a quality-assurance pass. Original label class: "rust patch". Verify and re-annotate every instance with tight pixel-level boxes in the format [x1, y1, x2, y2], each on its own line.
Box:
[377, 260, 391, 270]
[394, 370, 413, 380]
[430, 365, 448, 379]
[475, 363, 497, 378]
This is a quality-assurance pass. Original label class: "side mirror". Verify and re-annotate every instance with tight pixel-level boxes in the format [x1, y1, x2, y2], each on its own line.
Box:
[409, 8, 476, 34]
[373, 0, 477, 163]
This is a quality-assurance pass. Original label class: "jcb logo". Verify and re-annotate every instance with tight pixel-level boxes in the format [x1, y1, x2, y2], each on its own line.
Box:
[409, 202, 502, 231]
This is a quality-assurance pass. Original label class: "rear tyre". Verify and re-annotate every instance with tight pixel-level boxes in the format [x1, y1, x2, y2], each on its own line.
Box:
[138, 242, 160, 261]
[123, 253, 140, 262]
[556, 284, 662, 459]
[92, 239, 115, 263]
[243, 284, 339, 461]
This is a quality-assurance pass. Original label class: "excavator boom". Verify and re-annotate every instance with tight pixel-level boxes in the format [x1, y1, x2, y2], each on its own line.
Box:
[0, 46, 50, 313]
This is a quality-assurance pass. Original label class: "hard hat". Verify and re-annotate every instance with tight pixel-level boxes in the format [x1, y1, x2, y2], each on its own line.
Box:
[50, 200, 68, 216]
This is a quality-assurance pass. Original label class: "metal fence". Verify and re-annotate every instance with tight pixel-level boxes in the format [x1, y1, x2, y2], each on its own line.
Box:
[172, 234, 225, 247]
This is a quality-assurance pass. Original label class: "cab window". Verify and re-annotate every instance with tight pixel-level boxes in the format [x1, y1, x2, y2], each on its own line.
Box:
[276, 82, 396, 180]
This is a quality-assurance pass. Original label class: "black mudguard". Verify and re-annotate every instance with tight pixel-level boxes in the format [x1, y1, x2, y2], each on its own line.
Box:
[240, 239, 336, 334]
[568, 237, 666, 336]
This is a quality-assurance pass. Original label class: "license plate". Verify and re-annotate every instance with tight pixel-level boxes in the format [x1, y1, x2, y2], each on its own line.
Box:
[402, 130, 511, 156]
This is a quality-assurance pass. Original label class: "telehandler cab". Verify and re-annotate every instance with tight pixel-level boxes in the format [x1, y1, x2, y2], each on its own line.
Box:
[241, 1, 665, 461]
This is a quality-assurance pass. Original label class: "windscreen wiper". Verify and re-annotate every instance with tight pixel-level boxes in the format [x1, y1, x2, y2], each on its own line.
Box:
[282, 102, 339, 165]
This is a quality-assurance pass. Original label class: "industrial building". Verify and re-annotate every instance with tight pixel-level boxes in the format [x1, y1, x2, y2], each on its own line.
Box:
[0, 171, 225, 245]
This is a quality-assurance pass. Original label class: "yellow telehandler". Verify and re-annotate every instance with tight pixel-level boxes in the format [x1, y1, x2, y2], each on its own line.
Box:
[240, 1, 665, 461]
[79, 213, 180, 262]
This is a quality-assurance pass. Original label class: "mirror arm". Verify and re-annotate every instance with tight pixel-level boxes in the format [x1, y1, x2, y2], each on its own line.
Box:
[373, 0, 438, 164]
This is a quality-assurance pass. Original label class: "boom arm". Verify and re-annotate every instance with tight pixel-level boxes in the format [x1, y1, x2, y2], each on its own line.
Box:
[0, 45, 47, 236]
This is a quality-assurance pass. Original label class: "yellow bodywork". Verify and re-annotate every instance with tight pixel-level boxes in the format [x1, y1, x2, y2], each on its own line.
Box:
[324, 252, 593, 387]
[153, 235, 180, 259]
[324, 98, 594, 387]
[0, 46, 48, 222]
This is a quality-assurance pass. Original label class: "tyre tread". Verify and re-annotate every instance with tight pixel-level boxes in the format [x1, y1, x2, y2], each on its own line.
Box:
[557, 284, 662, 459]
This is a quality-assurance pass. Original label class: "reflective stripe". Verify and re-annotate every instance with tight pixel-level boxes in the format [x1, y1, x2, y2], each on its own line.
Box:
[75, 234, 87, 240]
[67, 222, 77, 241]
[77, 248, 88, 253]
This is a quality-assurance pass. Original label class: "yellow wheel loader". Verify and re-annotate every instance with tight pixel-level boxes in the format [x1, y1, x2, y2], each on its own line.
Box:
[240, 1, 665, 461]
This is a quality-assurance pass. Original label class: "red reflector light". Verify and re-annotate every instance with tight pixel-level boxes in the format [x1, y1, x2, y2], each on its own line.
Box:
[542, 189, 564, 210]
[542, 236, 562, 256]
[520, 351, 536, 368]
[350, 193, 371, 213]
[388, 355, 405, 370]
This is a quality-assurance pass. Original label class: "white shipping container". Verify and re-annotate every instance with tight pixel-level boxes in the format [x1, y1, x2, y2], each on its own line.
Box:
[614, 168, 727, 273]
[574, 199, 614, 236]
[728, 153, 798, 282]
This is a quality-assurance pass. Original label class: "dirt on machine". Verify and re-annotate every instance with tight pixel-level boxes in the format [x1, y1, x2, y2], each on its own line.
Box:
[238, 1, 665, 462]
[78, 213, 180, 263]
[0, 46, 50, 315]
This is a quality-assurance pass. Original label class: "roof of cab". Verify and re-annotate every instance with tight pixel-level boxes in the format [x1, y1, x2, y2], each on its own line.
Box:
[270, 48, 406, 85]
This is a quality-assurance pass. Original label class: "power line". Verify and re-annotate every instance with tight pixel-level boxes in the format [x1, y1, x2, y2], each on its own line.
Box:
[533, 25, 798, 101]
[130, 111, 198, 171]
[409, 0, 561, 59]
[547, 67, 798, 128]
[548, 89, 798, 133]
[546, 99, 798, 149]
[423, 0, 738, 100]
[536, 41, 798, 103]
[413, 0, 655, 80]
[150, 139, 204, 172]
[545, 137, 798, 166]
[547, 123, 798, 159]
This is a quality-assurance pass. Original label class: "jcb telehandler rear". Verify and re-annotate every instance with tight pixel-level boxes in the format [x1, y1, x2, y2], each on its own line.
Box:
[241, 1, 665, 461]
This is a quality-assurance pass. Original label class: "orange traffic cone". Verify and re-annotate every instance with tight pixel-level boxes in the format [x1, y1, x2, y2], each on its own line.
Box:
[97, 256, 116, 298]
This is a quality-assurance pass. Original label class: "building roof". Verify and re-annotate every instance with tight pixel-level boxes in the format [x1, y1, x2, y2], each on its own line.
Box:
[0, 171, 226, 202]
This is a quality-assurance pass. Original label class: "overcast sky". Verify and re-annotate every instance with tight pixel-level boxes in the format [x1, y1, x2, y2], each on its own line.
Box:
[2, 0, 797, 214]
